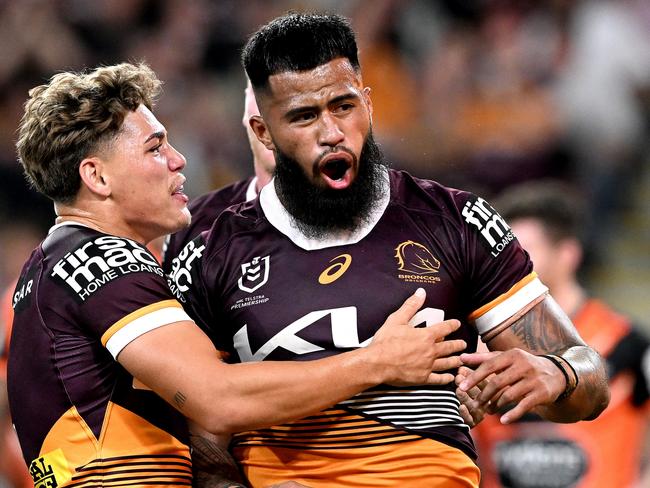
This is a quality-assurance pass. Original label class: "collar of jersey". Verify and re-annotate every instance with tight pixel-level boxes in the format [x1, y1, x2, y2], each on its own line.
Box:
[259, 167, 390, 251]
[245, 176, 259, 201]
[48, 220, 93, 235]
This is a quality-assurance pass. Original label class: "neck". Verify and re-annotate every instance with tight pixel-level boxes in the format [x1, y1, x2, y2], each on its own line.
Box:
[55, 204, 148, 244]
[254, 166, 273, 192]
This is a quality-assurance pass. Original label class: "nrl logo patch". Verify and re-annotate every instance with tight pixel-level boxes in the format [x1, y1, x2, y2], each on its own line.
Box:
[238, 255, 270, 293]
[395, 240, 441, 284]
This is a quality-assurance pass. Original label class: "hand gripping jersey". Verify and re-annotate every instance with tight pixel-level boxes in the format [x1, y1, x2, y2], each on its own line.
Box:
[162, 176, 257, 275]
[8, 223, 193, 488]
[170, 169, 546, 487]
[474, 298, 650, 488]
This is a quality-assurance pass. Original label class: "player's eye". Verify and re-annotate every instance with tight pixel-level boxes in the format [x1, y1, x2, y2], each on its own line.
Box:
[291, 112, 315, 123]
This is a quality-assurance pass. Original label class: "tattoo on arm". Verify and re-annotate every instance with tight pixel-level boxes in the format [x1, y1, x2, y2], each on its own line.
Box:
[190, 433, 245, 487]
[507, 297, 584, 354]
[173, 391, 187, 410]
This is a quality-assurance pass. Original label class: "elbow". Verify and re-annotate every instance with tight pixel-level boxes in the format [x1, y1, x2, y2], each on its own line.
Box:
[584, 380, 610, 421]
[583, 352, 611, 421]
[194, 415, 238, 437]
[191, 402, 256, 436]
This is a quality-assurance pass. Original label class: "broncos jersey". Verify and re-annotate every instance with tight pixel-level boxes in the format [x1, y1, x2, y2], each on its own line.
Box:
[8, 222, 193, 488]
[169, 169, 546, 486]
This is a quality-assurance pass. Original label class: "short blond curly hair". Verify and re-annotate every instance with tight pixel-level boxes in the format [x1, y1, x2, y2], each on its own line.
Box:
[16, 62, 162, 203]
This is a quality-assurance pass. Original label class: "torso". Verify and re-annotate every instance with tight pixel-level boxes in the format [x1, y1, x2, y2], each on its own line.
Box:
[171, 169, 535, 486]
[8, 223, 192, 487]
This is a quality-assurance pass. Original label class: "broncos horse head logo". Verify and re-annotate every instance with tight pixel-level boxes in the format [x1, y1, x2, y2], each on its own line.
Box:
[394, 241, 440, 275]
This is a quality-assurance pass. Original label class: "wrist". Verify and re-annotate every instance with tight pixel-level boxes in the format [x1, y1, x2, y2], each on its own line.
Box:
[353, 344, 388, 386]
[539, 354, 579, 402]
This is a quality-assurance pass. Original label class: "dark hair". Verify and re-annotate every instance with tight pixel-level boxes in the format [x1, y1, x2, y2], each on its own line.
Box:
[241, 12, 360, 90]
[493, 180, 587, 243]
[16, 62, 161, 204]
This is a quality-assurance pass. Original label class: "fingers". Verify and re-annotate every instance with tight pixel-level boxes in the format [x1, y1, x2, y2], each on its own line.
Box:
[428, 319, 461, 339]
[431, 355, 463, 372]
[458, 352, 504, 392]
[385, 288, 426, 325]
[457, 389, 484, 427]
[460, 351, 500, 366]
[425, 372, 456, 385]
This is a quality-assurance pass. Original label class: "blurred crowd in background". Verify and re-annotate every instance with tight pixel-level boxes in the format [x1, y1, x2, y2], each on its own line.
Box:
[0, 0, 649, 294]
[0, 0, 649, 486]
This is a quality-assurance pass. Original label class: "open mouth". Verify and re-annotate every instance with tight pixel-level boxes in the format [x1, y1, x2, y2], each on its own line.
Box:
[321, 159, 350, 181]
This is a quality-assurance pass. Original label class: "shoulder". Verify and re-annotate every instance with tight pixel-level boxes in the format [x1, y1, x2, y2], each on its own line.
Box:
[203, 197, 264, 253]
[389, 169, 474, 219]
[186, 178, 254, 234]
[188, 178, 253, 215]
[163, 178, 255, 269]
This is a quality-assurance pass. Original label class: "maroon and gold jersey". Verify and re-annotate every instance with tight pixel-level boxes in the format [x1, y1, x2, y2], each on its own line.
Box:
[162, 176, 257, 274]
[170, 169, 546, 486]
[8, 222, 193, 488]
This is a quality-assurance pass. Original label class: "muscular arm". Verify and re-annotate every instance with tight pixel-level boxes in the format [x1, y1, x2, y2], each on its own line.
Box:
[118, 290, 467, 435]
[460, 295, 609, 423]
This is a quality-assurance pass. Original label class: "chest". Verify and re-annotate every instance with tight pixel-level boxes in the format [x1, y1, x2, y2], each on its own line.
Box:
[212, 212, 474, 362]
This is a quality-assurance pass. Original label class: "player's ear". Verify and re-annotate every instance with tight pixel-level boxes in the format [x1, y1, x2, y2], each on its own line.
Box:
[249, 116, 275, 151]
[79, 157, 111, 198]
[363, 86, 373, 123]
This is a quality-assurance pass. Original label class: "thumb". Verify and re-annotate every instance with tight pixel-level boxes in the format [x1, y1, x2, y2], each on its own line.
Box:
[386, 288, 426, 326]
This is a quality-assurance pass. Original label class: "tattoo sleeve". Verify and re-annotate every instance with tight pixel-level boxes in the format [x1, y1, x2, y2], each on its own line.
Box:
[505, 295, 584, 355]
[190, 432, 246, 488]
[488, 295, 610, 421]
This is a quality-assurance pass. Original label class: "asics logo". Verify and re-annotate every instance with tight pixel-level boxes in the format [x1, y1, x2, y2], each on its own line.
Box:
[318, 254, 352, 285]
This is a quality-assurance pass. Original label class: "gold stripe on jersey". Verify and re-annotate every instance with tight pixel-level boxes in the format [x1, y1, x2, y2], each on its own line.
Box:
[102, 299, 191, 358]
[235, 437, 479, 487]
[469, 272, 549, 335]
[34, 402, 191, 487]
[232, 408, 422, 450]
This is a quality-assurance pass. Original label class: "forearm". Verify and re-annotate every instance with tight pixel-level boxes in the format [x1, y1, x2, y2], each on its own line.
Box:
[535, 345, 609, 422]
[474, 296, 610, 424]
[121, 290, 465, 436]
[193, 347, 380, 434]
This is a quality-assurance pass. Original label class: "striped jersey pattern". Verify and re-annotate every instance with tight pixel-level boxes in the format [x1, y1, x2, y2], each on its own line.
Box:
[62, 454, 192, 487]
[232, 387, 467, 450]
[340, 388, 467, 431]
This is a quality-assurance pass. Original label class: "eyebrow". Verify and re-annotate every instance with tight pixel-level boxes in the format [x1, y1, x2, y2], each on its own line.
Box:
[284, 93, 359, 120]
[144, 131, 165, 144]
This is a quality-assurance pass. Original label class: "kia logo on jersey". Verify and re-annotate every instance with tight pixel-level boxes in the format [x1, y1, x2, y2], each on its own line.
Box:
[238, 255, 270, 293]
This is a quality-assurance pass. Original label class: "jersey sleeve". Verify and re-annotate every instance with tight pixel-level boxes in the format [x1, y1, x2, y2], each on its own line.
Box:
[46, 234, 192, 359]
[456, 193, 548, 336]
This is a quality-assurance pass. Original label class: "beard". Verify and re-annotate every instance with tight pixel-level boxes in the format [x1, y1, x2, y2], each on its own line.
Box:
[273, 131, 388, 239]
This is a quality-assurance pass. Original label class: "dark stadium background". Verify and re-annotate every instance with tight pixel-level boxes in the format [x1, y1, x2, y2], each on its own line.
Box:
[0, 0, 648, 326]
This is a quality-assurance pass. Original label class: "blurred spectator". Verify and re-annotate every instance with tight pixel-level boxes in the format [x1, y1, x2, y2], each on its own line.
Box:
[474, 179, 650, 488]
[418, 2, 566, 196]
[553, 0, 650, 258]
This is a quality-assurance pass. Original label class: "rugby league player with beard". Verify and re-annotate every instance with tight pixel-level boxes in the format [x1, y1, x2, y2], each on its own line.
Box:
[169, 12, 609, 488]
